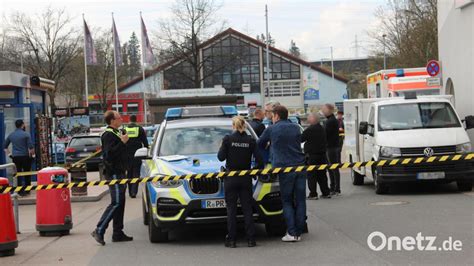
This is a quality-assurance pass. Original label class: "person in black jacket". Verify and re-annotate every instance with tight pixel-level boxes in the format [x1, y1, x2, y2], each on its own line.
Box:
[92, 110, 133, 245]
[302, 113, 331, 199]
[248, 108, 266, 137]
[322, 104, 341, 195]
[125, 115, 149, 198]
[218, 116, 263, 248]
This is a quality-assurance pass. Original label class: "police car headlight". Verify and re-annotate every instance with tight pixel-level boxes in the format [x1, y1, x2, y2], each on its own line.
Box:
[379, 146, 401, 158]
[258, 174, 278, 183]
[152, 179, 183, 188]
[456, 143, 471, 154]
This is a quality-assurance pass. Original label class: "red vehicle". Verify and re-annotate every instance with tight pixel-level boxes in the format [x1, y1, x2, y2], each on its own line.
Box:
[88, 93, 146, 124]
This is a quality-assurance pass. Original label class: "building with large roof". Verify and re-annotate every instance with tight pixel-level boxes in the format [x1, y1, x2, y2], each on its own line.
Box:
[118, 28, 349, 122]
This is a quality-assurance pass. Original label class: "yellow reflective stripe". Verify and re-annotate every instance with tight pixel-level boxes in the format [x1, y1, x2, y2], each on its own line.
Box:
[330, 163, 339, 170]
[427, 157, 436, 163]
[126, 126, 140, 138]
[258, 205, 283, 216]
[440, 155, 449, 162]
[402, 158, 411, 164]
[307, 165, 316, 171]
[389, 159, 399, 166]
[341, 162, 351, 169]
[318, 164, 327, 170]
[414, 157, 423, 163]
[452, 155, 461, 161]
[354, 162, 362, 168]
[169, 188, 186, 205]
[257, 183, 271, 201]
[105, 128, 122, 138]
[156, 208, 185, 221]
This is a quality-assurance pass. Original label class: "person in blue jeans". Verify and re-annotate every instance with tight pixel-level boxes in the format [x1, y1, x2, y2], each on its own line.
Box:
[258, 105, 306, 242]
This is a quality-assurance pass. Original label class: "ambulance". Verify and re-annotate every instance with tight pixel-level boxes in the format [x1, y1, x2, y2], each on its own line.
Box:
[367, 67, 441, 98]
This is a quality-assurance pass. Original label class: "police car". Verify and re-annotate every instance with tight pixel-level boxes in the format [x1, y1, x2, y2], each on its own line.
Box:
[135, 106, 284, 243]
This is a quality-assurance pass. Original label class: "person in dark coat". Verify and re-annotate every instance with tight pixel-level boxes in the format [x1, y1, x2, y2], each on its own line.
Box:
[218, 116, 263, 248]
[125, 115, 149, 198]
[302, 113, 331, 200]
[322, 104, 341, 195]
[92, 111, 133, 245]
[248, 108, 266, 137]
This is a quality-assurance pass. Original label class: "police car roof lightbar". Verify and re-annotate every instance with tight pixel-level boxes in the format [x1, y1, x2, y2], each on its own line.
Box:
[165, 106, 238, 120]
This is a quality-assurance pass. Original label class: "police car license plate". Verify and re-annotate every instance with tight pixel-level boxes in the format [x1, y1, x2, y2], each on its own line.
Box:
[202, 199, 226, 209]
[417, 172, 445, 180]
[78, 152, 89, 158]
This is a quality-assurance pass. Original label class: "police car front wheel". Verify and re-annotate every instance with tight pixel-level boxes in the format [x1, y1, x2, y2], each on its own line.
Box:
[148, 204, 169, 243]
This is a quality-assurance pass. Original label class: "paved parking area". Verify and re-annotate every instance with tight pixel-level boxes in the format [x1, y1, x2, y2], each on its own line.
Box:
[3, 170, 473, 265]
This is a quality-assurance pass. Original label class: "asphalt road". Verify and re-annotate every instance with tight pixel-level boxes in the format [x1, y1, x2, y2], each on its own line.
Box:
[3, 169, 473, 265]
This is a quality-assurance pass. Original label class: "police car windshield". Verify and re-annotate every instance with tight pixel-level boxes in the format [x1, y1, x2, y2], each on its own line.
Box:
[378, 102, 461, 131]
[159, 126, 234, 156]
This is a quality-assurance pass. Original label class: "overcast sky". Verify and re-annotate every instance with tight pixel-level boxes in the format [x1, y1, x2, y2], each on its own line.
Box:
[0, 0, 385, 61]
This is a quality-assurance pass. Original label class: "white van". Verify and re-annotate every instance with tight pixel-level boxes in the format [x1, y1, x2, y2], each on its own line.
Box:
[344, 95, 474, 194]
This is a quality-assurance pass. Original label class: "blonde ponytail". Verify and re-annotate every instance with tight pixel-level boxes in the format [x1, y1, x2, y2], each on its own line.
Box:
[232, 116, 246, 133]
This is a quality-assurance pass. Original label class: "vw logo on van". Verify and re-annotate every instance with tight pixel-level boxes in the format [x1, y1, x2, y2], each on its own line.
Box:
[423, 147, 434, 157]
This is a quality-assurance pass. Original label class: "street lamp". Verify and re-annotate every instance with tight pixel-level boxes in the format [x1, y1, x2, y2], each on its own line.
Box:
[382, 34, 387, 70]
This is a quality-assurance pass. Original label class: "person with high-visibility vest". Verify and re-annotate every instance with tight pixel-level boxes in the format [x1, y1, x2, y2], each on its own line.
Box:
[125, 115, 148, 198]
[92, 110, 132, 246]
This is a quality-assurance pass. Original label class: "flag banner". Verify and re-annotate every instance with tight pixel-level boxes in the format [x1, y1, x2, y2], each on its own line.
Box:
[141, 16, 155, 66]
[112, 18, 122, 65]
[84, 20, 97, 65]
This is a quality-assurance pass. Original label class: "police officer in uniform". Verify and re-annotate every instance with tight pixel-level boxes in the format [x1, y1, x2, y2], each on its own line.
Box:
[125, 115, 148, 198]
[92, 111, 133, 245]
[218, 116, 263, 248]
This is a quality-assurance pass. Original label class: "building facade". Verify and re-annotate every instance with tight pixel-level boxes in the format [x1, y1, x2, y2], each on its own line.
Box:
[119, 28, 348, 118]
[438, 0, 474, 144]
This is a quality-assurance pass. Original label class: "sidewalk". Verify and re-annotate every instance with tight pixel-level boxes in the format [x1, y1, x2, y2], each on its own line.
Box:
[16, 171, 109, 205]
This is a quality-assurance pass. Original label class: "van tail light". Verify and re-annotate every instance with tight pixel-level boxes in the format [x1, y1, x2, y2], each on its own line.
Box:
[65, 147, 76, 153]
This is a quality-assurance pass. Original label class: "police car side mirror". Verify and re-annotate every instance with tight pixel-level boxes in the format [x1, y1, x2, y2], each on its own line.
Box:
[465, 116, 474, 130]
[134, 147, 151, 160]
[359, 122, 368, 135]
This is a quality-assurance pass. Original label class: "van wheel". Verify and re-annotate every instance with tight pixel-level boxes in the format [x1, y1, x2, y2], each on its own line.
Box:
[148, 203, 169, 243]
[373, 167, 389, 195]
[351, 170, 364, 185]
[456, 181, 472, 192]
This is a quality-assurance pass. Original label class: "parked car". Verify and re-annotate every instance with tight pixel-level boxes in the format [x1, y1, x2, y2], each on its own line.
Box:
[65, 134, 102, 170]
[137, 106, 284, 243]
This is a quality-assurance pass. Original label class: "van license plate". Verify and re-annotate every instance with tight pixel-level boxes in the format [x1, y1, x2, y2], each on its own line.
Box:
[202, 199, 226, 209]
[417, 172, 445, 180]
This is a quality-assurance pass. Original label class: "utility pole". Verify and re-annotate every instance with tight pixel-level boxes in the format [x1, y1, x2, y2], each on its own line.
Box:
[354, 35, 359, 58]
[382, 34, 387, 69]
[330, 46, 335, 89]
[265, 4, 271, 101]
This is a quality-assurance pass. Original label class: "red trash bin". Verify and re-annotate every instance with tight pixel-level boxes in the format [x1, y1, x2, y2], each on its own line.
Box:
[0, 177, 18, 256]
[36, 167, 73, 236]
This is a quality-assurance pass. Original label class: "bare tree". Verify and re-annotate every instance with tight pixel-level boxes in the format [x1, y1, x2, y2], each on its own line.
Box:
[369, 0, 437, 68]
[87, 29, 128, 112]
[4, 7, 81, 107]
[157, 0, 226, 88]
